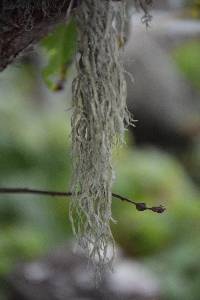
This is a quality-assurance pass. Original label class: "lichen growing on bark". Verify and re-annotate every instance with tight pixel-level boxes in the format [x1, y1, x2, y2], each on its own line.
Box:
[70, 0, 133, 277]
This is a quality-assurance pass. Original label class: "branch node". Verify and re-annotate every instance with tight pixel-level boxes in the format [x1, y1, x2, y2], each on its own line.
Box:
[136, 202, 147, 211]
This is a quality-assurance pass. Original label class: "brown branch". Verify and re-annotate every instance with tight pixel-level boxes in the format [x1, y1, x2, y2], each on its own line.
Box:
[0, 0, 78, 71]
[0, 0, 153, 72]
[0, 0, 127, 71]
[0, 187, 166, 214]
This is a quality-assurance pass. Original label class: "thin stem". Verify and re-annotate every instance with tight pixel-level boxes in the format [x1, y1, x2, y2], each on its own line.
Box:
[0, 187, 166, 214]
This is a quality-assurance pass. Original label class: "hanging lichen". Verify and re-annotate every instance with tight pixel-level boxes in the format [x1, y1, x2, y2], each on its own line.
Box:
[70, 0, 133, 277]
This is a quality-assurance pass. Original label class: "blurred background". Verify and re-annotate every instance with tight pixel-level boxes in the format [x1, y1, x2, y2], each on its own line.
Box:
[0, 0, 200, 299]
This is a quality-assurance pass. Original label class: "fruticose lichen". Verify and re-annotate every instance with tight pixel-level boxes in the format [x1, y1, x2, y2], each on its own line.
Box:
[70, 0, 133, 277]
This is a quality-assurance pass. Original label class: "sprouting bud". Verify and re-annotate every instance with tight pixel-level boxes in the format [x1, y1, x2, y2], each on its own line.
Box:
[136, 202, 147, 211]
[151, 205, 166, 214]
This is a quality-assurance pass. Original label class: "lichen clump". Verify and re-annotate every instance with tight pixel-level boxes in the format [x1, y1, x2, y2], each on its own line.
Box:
[70, 0, 132, 276]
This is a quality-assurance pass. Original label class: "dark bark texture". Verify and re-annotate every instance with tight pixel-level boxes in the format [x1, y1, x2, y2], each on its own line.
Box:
[0, 1, 152, 72]
[0, 0, 124, 72]
[0, 0, 78, 71]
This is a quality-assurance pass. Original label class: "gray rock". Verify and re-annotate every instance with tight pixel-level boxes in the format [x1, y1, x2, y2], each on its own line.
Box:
[7, 242, 159, 300]
[123, 13, 200, 150]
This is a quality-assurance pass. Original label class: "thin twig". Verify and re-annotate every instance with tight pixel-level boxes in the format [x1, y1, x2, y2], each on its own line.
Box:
[0, 187, 166, 214]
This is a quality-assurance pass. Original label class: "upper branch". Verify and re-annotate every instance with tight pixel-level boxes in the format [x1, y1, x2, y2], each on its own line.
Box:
[0, 0, 78, 71]
[0, 0, 152, 72]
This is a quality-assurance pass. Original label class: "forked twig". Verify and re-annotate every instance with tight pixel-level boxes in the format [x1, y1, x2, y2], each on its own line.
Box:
[0, 187, 166, 214]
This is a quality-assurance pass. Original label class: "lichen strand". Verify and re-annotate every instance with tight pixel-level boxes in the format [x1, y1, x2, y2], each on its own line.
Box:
[70, 0, 132, 276]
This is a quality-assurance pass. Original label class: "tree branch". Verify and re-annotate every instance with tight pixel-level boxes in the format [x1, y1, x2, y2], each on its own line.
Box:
[0, 0, 153, 71]
[0, 187, 165, 213]
[0, 0, 78, 71]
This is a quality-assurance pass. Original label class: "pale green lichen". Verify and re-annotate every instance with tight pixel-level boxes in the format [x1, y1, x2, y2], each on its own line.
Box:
[70, 0, 133, 277]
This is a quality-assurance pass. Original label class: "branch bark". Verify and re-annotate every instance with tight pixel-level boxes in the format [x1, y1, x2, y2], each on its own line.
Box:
[0, 0, 126, 72]
[0, 0, 78, 71]
[0, 0, 153, 71]
[0, 187, 166, 213]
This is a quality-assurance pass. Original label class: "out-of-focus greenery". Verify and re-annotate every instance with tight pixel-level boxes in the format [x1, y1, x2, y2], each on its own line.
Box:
[41, 19, 77, 91]
[173, 40, 200, 185]
[113, 147, 200, 256]
[0, 67, 73, 278]
[0, 62, 200, 300]
[173, 41, 200, 90]
[186, 0, 200, 18]
[150, 237, 200, 300]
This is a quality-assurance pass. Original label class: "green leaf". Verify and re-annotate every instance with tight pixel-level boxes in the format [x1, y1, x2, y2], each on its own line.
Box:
[41, 19, 77, 90]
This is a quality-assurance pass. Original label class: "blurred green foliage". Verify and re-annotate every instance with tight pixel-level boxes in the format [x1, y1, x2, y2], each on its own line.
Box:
[0, 68, 73, 279]
[186, 0, 200, 18]
[173, 41, 200, 90]
[41, 19, 77, 90]
[0, 52, 200, 299]
[150, 237, 200, 300]
[113, 147, 200, 256]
